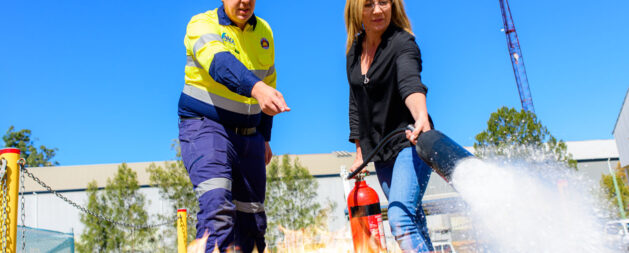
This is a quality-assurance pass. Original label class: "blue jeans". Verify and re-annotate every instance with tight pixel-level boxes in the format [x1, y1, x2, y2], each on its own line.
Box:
[374, 147, 434, 252]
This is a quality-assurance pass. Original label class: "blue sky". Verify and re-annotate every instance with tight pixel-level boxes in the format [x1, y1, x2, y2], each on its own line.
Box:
[1, 0, 627, 166]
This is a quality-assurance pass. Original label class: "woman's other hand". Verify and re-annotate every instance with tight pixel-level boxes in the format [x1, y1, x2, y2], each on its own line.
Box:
[349, 156, 364, 173]
[349, 140, 369, 177]
[349, 156, 370, 177]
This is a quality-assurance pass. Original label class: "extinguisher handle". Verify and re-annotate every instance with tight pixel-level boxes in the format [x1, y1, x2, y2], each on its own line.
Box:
[347, 162, 369, 180]
[346, 127, 409, 180]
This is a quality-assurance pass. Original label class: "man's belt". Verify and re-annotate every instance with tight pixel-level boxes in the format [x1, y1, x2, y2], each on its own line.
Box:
[231, 127, 257, 136]
[179, 117, 257, 136]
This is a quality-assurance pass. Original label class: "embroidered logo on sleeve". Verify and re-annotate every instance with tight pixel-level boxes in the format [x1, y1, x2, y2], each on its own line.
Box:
[260, 38, 269, 49]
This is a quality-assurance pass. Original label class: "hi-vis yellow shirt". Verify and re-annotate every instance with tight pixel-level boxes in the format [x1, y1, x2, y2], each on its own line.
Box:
[178, 6, 276, 140]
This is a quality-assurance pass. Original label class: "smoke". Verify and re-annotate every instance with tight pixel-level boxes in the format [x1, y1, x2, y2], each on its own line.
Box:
[451, 153, 617, 253]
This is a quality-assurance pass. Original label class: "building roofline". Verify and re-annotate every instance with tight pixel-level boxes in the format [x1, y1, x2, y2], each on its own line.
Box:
[20, 139, 619, 192]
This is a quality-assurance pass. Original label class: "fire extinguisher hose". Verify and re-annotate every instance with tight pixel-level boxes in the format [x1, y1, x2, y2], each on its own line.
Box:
[346, 126, 414, 180]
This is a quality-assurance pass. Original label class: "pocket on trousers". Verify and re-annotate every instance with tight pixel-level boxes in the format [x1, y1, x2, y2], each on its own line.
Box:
[180, 118, 231, 168]
[255, 212, 267, 235]
[178, 119, 202, 143]
[179, 119, 204, 173]
[199, 119, 228, 153]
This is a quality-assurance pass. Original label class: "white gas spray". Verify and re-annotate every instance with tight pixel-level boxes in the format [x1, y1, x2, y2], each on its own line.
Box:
[451, 152, 616, 253]
[354, 129, 618, 252]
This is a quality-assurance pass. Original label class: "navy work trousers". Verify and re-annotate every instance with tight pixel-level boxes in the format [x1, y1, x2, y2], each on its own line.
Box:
[179, 117, 267, 253]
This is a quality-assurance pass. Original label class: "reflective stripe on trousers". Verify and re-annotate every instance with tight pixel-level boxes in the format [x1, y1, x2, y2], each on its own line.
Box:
[195, 177, 232, 198]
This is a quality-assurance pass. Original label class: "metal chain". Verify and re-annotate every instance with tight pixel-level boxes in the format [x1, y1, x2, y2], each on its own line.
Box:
[1, 159, 8, 253]
[19, 159, 26, 252]
[19, 163, 177, 229]
[2, 180, 6, 253]
[0, 158, 6, 178]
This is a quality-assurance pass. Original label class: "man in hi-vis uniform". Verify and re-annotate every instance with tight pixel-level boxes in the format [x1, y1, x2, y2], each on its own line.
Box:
[178, 0, 289, 252]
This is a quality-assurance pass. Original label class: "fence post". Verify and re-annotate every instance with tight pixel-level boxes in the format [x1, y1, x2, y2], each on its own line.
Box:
[177, 208, 187, 253]
[1, 148, 20, 253]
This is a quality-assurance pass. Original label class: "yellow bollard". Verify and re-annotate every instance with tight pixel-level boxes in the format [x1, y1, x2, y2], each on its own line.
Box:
[1, 148, 20, 253]
[177, 208, 188, 253]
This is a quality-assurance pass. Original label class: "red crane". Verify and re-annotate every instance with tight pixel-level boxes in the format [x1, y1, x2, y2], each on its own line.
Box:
[499, 0, 535, 113]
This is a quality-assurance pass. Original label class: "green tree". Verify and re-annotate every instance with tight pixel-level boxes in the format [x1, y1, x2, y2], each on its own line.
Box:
[2, 126, 58, 167]
[76, 163, 154, 252]
[76, 181, 109, 252]
[474, 107, 577, 168]
[601, 162, 629, 218]
[265, 155, 336, 250]
[146, 141, 199, 251]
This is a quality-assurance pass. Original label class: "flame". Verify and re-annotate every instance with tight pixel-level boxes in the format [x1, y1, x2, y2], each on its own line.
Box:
[271, 225, 406, 253]
[187, 230, 266, 253]
[274, 225, 353, 252]
[188, 225, 432, 253]
[186, 230, 210, 253]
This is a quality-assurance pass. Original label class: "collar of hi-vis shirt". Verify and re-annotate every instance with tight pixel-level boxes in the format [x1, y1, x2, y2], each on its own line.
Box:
[218, 5, 257, 30]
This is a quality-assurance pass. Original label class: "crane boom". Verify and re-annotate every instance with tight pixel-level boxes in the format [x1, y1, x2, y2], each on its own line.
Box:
[499, 0, 535, 113]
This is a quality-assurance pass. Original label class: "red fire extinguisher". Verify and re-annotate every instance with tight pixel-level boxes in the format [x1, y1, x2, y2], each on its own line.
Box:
[348, 176, 387, 253]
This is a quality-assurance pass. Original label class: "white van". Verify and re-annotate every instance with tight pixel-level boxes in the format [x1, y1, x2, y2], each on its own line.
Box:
[432, 241, 456, 253]
[605, 219, 629, 251]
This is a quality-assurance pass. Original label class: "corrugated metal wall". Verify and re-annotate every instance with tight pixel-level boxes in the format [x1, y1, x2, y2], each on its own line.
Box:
[614, 88, 629, 167]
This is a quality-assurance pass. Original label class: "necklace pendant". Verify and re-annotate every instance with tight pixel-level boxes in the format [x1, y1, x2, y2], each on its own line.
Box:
[363, 76, 370, 84]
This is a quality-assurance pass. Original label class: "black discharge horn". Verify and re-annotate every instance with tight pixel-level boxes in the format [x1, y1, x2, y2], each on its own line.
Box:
[347, 126, 474, 183]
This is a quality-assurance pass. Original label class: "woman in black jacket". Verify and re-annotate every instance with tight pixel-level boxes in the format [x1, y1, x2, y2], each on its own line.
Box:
[345, 0, 434, 251]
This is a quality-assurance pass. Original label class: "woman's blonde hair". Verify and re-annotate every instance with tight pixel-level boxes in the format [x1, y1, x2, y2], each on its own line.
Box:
[344, 0, 413, 53]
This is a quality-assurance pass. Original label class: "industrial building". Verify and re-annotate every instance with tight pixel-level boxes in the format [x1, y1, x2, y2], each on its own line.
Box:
[17, 139, 619, 247]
